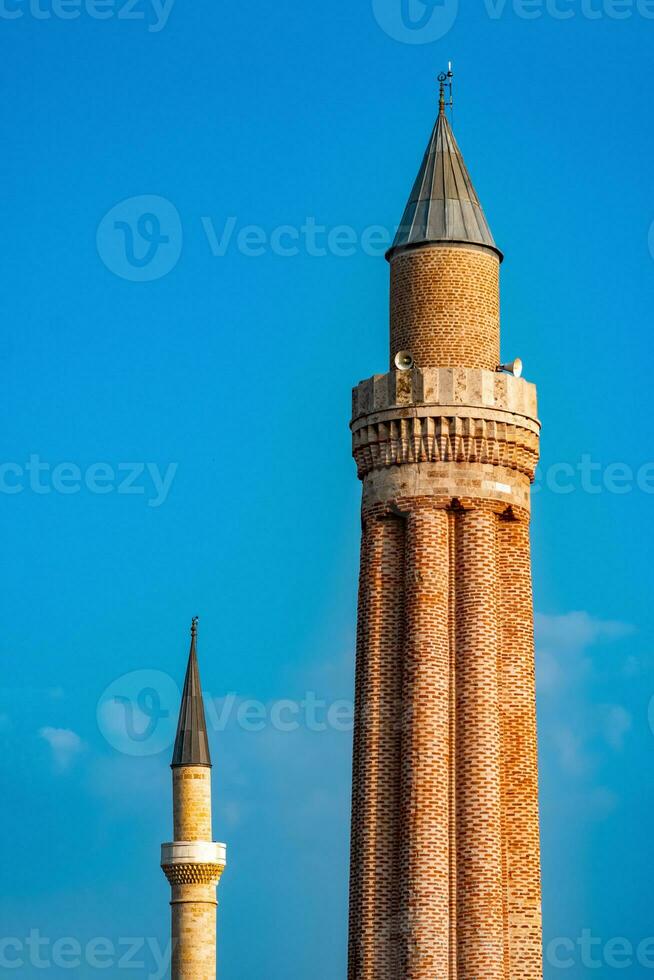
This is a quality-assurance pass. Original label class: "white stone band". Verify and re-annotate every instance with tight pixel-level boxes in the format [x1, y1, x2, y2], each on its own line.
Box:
[161, 841, 227, 868]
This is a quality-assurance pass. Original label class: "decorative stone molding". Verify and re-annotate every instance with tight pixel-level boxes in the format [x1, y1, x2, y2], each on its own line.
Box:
[351, 367, 540, 482]
[163, 863, 225, 886]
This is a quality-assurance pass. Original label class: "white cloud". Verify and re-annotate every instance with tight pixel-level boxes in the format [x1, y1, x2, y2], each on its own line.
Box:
[535, 611, 633, 694]
[602, 705, 632, 751]
[551, 725, 587, 775]
[39, 727, 84, 770]
[536, 610, 636, 796]
[535, 610, 632, 652]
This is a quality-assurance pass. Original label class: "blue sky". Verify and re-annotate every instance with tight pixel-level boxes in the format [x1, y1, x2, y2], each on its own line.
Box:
[1, 0, 653, 976]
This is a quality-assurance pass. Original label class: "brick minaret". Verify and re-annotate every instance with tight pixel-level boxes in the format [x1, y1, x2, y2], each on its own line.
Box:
[347, 81, 543, 979]
[161, 618, 227, 980]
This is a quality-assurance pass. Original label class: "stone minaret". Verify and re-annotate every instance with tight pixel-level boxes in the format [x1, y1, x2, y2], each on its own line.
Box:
[347, 81, 543, 979]
[161, 618, 227, 980]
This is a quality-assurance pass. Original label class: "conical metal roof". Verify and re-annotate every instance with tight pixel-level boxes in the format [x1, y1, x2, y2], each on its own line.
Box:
[388, 104, 501, 260]
[171, 618, 211, 768]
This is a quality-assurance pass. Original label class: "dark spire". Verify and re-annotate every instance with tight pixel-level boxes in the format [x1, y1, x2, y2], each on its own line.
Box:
[171, 617, 212, 768]
[388, 89, 501, 261]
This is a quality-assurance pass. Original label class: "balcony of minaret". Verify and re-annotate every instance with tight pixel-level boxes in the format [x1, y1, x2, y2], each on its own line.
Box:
[351, 365, 540, 512]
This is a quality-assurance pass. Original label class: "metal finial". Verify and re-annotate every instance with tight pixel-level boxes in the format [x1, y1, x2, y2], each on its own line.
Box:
[438, 63, 454, 116]
[191, 616, 199, 638]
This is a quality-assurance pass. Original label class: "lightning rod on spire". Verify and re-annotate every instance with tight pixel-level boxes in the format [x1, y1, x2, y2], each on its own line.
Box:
[438, 64, 454, 118]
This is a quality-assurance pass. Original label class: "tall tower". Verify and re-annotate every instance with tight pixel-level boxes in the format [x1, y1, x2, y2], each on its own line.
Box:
[347, 81, 543, 978]
[161, 619, 227, 980]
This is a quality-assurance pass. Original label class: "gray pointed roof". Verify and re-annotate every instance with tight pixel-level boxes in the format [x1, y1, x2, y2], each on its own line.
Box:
[171, 618, 211, 768]
[388, 106, 501, 260]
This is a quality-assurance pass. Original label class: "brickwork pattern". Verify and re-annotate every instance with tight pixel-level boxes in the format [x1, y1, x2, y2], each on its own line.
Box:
[454, 508, 504, 978]
[390, 245, 500, 371]
[348, 497, 542, 978]
[348, 516, 405, 979]
[399, 508, 451, 978]
[498, 519, 543, 976]
[171, 884, 217, 980]
[173, 767, 212, 841]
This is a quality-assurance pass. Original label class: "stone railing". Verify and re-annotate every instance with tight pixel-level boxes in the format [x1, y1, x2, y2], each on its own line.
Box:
[161, 841, 227, 887]
[351, 367, 540, 482]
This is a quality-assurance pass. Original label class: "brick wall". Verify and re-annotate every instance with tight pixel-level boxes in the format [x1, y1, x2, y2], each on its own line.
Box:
[348, 515, 404, 979]
[498, 518, 543, 977]
[171, 883, 218, 980]
[390, 245, 500, 371]
[348, 492, 543, 977]
[173, 767, 212, 841]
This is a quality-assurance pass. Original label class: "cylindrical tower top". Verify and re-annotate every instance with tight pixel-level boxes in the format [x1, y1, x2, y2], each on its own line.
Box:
[387, 82, 502, 371]
[390, 243, 500, 371]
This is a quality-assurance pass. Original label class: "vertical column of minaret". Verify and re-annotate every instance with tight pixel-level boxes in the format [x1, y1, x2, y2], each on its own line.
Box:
[454, 510, 504, 978]
[161, 619, 227, 980]
[399, 507, 451, 979]
[348, 86, 543, 979]
[498, 517, 543, 978]
[348, 515, 405, 979]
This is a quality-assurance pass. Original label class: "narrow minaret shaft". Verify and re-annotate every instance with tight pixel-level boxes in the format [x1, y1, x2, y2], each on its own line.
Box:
[348, 515, 404, 978]
[399, 508, 451, 978]
[455, 510, 504, 978]
[162, 620, 226, 980]
[348, 86, 543, 978]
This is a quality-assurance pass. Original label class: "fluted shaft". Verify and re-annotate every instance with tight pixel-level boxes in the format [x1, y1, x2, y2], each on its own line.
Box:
[348, 515, 405, 978]
[498, 517, 543, 976]
[455, 509, 505, 978]
[399, 508, 451, 978]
